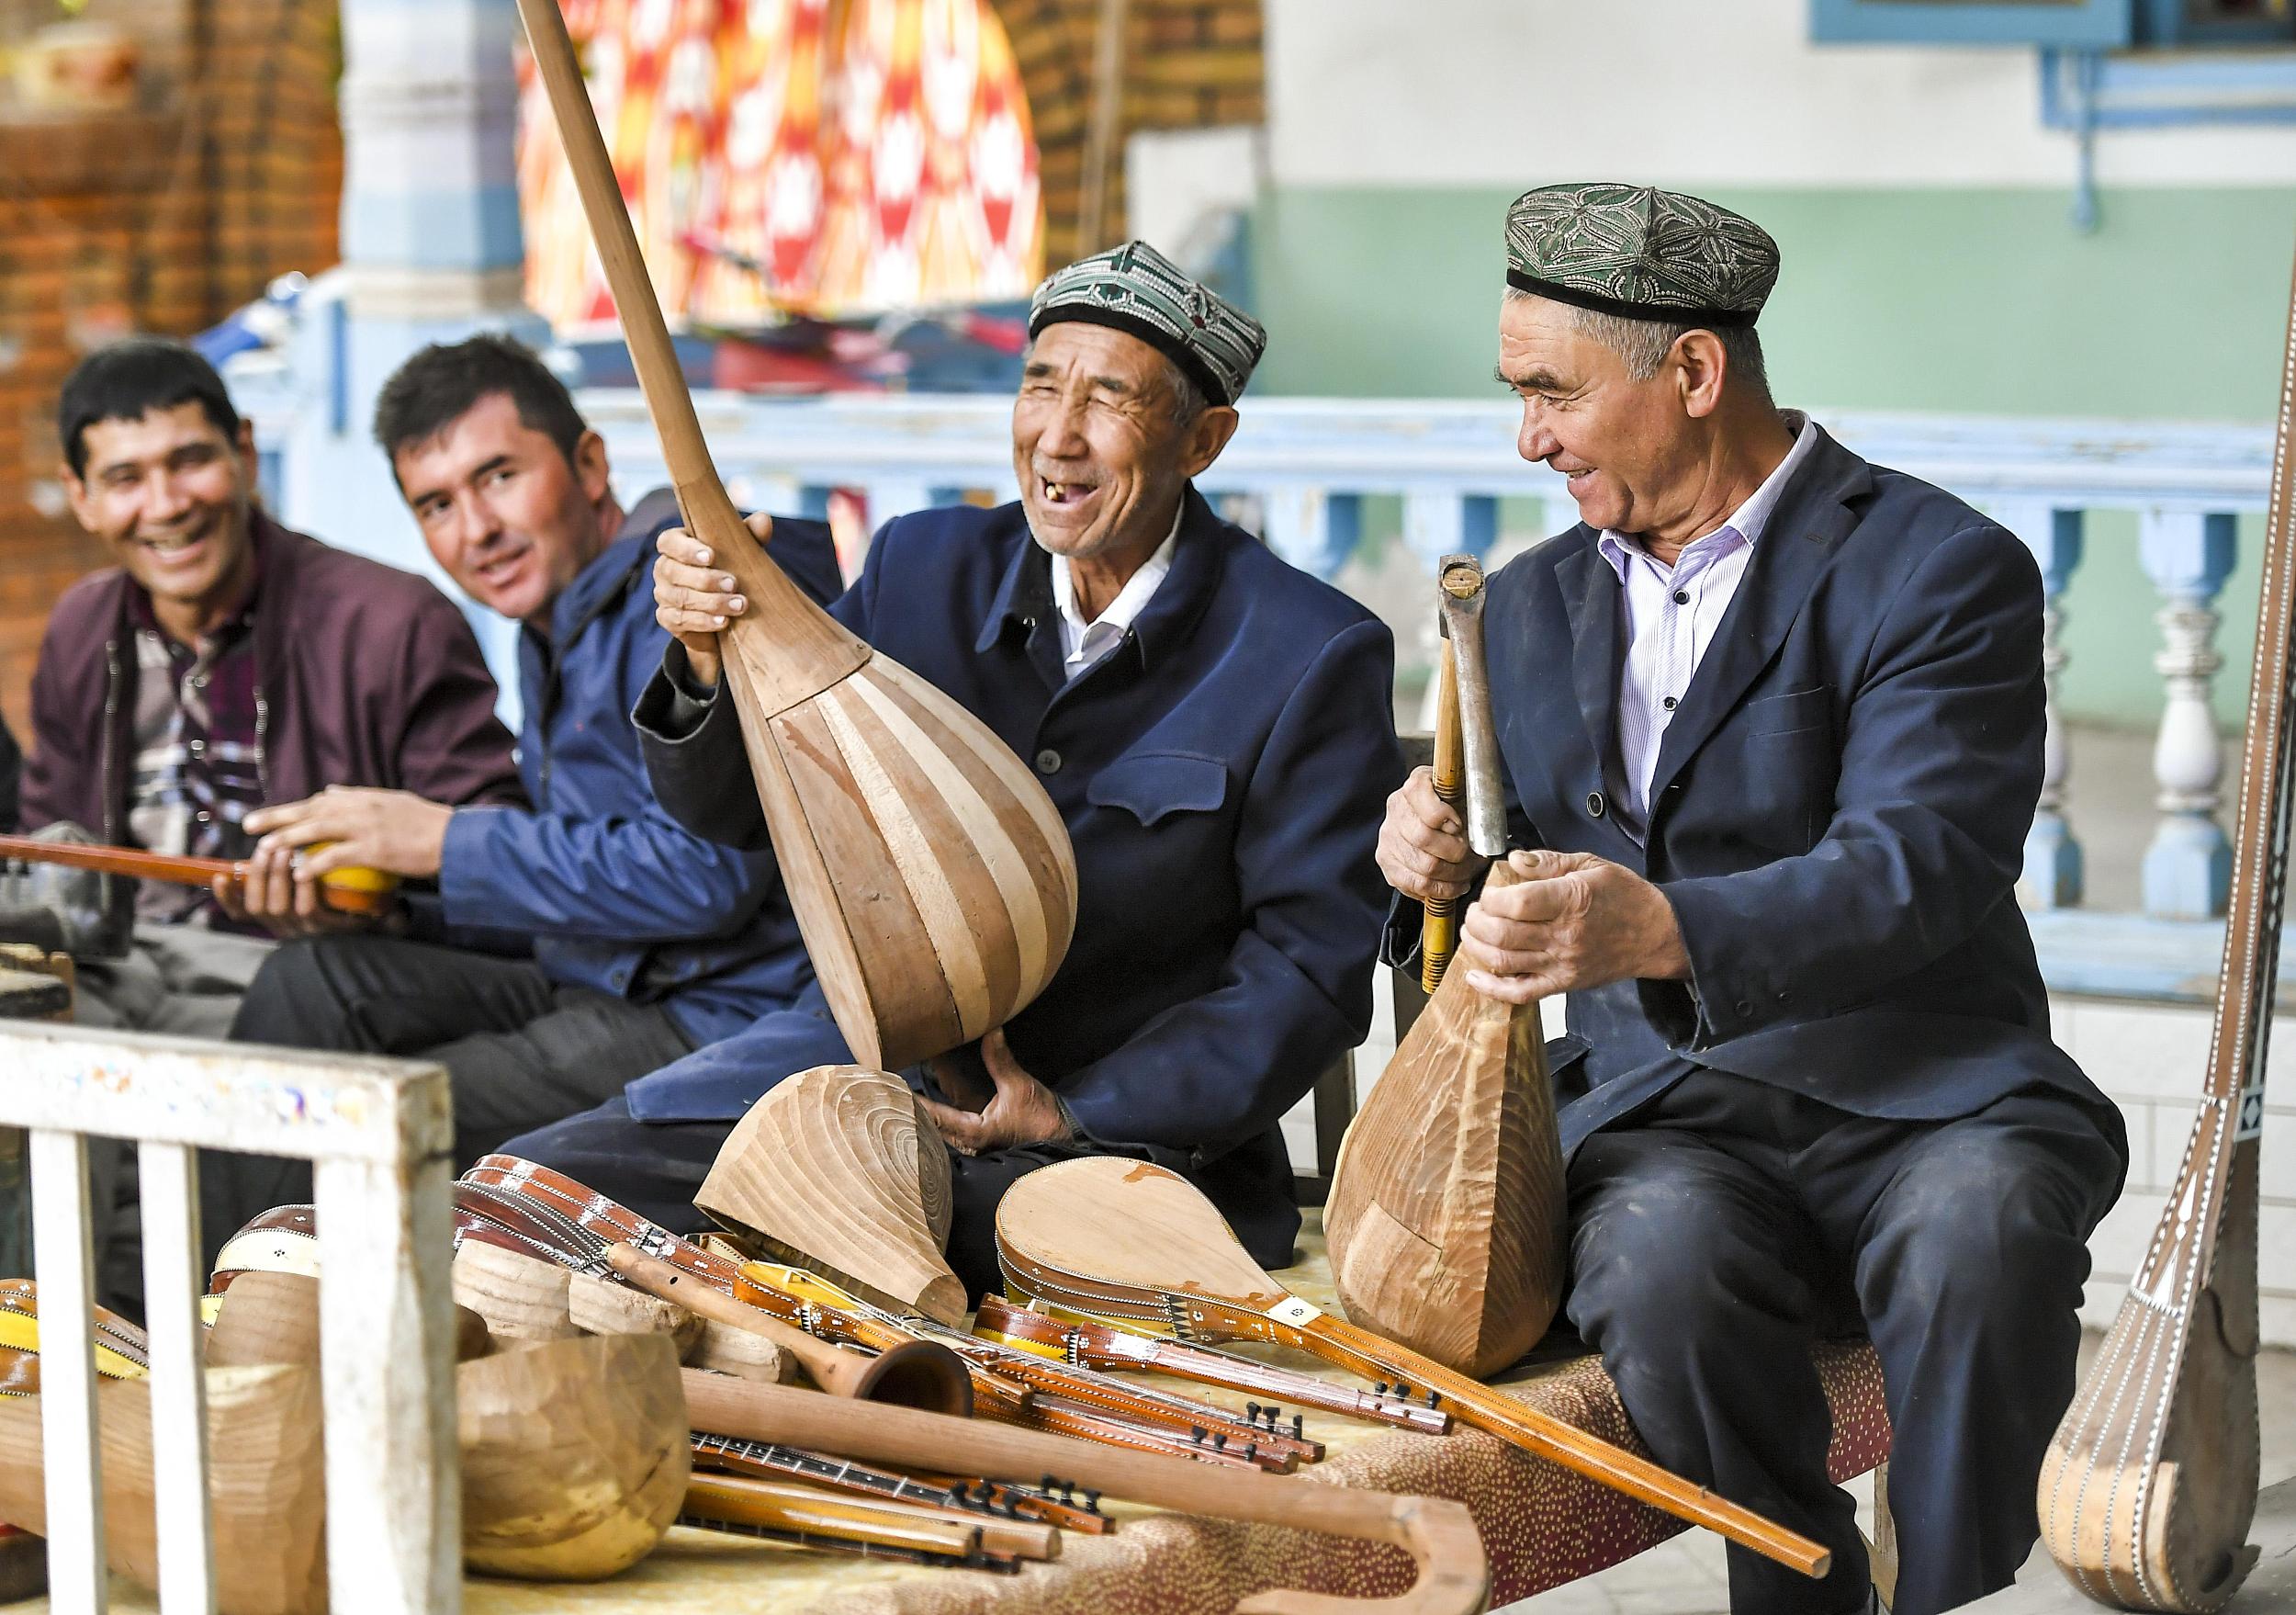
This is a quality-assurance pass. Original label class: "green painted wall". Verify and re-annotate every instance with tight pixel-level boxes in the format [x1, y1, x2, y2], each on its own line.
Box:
[1248, 185, 2296, 728]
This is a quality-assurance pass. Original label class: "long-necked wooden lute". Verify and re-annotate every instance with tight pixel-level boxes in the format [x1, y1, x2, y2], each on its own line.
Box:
[0, 833, 397, 918]
[974, 1293, 1453, 1436]
[998, 1157, 1829, 1578]
[1328, 556, 1565, 1376]
[683, 1371, 1491, 1615]
[1416, 555, 1506, 991]
[2035, 257, 2295, 1614]
[511, 0, 1075, 1071]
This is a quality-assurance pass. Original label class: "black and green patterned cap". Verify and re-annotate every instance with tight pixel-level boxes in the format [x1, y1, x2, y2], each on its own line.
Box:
[1028, 240, 1266, 406]
[1504, 184, 1779, 328]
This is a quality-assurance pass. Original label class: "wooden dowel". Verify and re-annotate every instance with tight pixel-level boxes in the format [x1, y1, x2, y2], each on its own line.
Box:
[1421, 639, 1466, 993]
[0, 835, 395, 917]
[609, 1244, 970, 1417]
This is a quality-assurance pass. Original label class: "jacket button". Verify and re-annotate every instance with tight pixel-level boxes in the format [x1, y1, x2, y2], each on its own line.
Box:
[1585, 790, 1606, 819]
[1035, 748, 1063, 775]
[1735, 999, 1753, 1016]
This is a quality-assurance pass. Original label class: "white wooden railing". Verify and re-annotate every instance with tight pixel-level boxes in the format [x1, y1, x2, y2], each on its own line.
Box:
[580, 391, 2279, 1003]
[2, 1024, 458, 1613]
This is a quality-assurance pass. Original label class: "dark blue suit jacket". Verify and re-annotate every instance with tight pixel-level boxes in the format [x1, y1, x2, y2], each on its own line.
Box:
[628, 486, 1404, 1246]
[1401, 426, 2120, 1162]
[436, 490, 840, 1045]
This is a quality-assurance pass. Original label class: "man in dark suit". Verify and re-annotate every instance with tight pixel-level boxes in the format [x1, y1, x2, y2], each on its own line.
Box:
[1379, 185, 2127, 1615]
[503, 241, 1403, 1299]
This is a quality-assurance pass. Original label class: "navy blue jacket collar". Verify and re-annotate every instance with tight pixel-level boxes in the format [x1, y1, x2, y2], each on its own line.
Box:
[538, 488, 680, 655]
[974, 484, 1227, 674]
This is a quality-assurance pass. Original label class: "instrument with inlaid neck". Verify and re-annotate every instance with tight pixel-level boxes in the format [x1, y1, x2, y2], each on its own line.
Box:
[0, 833, 396, 917]
[691, 1430, 1112, 1536]
[974, 1293, 1450, 1435]
[998, 1156, 1831, 1580]
[683, 1370, 1492, 1615]
[2035, 255, 2293, 1613]
[512, 0, 1076, 1074]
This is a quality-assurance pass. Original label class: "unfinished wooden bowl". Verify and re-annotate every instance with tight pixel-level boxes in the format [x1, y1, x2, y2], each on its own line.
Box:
[698, 1064, 966, 1325]
[1325, 857, 1567, 1377]
[458, 1331, 690, 1580]
[0, 1363, 328, 1615]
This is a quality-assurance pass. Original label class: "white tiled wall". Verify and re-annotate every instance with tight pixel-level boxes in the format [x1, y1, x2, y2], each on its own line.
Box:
[2051, 996, 2296, 1347]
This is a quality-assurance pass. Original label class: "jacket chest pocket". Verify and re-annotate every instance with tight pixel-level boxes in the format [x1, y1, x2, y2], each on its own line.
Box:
[1086, 751, 1232, 827]
[1733, 685, 1838, 853]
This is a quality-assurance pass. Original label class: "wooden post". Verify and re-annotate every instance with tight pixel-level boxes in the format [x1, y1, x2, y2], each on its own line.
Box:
[138, 1140, 215, 1613]
[1076, 0, 1131, 254]
[28, 1127, 104, 1613]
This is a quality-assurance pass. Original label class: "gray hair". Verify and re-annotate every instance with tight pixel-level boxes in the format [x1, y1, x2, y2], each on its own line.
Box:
[1506, 287, 1771, 401]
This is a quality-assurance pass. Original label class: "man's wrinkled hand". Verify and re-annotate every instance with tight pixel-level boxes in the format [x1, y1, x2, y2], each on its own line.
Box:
[246, 786, 452, 881]
[654, 514, 773, 688]
[1377, 765, 1487, 904]
[917, 1029, 1071, 1155]
[211, 841, 371, 939]
[1458, 848, 1691, 1004]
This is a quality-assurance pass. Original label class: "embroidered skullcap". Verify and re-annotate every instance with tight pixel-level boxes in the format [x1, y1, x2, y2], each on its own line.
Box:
[1504, 183, 1780, 328]
[1028, 239, 1266, 407]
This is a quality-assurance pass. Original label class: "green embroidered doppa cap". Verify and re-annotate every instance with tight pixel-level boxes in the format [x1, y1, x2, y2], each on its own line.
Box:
[1505, 183, 1780, 328]
[1028, 239, 1267, 407]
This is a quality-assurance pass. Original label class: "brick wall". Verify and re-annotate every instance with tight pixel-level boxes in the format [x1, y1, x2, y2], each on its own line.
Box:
[0, 0, 343, 748]
[999, 0, 1266, 266]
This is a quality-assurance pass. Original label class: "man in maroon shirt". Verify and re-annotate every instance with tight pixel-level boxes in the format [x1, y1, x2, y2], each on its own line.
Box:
[22, 339, 522, 1036]
[18, 339, 521, 1313]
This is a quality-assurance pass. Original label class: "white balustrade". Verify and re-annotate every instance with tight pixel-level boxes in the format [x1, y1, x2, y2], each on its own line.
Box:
[539, 390, 2293, 983]
[2, 1026, 458, 1615]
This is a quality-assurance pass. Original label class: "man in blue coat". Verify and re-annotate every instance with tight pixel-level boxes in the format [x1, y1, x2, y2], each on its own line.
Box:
[208, 335, 840, 1259]
[1379, 186, 2127, 1615]
[502, 242, 1403, 1297]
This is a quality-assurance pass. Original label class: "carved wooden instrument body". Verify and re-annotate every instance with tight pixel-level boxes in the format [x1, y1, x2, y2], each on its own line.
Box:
[2036, 260, 2294, 1614]
[458, 1331, 691, 1580]
[697, 1064, 965, 1325]
[683, 1370, 1491, 1615]
[999, 1157, 1829, 1578]
[511, 0, 1076, 1072]
[0, 1364, 327, 1615]
[1327, 856, 1566, 1377]
[0, 833, 396, 918]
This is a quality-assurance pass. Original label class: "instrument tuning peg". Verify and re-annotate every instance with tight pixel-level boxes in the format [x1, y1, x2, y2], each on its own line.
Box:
[1244, 1441, 1257, 1463]
[1292, 1413, 1304, 1438]
[1211, 1430, 1227, 1451]
[1189, 1425, 1207, 1444]
[1245, 1401, 1261, 1420]
[1373, 1380, 1390, 1395]
[1425, 1388, 1442, 1408]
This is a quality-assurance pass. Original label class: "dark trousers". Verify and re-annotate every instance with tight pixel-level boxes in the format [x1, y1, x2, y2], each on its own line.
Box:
[1565, 1071, 2123, 1615]
[499, 1098, 1300, 1306]
[206, 934, 693, 1269]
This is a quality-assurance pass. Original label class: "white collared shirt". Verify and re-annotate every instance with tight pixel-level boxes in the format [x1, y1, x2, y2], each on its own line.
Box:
[1044, 503, 1183, 682]
[1595, 410, 1820, 824]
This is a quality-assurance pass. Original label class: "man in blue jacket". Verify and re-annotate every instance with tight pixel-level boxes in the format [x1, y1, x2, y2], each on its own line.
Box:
[1380, 186, 2126, 1615]
[208, 335, 840, 1258]
[502, 242, 1404, 1297]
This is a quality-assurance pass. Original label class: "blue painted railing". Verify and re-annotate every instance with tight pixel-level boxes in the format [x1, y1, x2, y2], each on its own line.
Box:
[579, 390, 2280, 1003]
